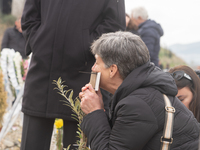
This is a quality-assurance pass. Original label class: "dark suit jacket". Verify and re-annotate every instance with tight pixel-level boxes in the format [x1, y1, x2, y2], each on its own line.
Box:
[81, 62, 199, 149]
[21, 0, 125, 120]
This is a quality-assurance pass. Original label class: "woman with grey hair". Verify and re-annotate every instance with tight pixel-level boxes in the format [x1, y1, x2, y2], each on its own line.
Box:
[79, 31, 199, 150]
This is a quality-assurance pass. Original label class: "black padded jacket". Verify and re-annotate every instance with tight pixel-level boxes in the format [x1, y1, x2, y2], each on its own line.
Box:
[81, 62, 199, 150]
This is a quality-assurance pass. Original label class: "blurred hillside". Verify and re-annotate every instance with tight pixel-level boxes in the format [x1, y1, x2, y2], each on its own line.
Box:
[159, 47, 187, 69]
[169, 42, 200, 66]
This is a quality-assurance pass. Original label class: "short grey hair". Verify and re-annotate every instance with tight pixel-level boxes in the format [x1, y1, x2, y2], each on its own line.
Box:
[91, 31, 150, 79]
[131, 7, 148, 20]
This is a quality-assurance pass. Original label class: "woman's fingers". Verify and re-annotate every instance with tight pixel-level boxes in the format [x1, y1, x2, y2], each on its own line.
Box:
[81, 83, 96, 93]
[79, 92, 85, 99]
[79, 83, 104, 114]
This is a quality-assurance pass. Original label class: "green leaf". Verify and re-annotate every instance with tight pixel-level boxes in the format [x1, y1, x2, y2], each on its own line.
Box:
[65, 145, 71, 150]
[53, 77, 90, 150]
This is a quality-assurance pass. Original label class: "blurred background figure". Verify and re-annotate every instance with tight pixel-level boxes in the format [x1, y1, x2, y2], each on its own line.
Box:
[1, 18, 27, 59]
[131, 6, 163, 67]
[163, 63, 170, 72]
[169, 65, 200, 122]
[125, 13, 138, 35]
[1, 0, 12, 14]
[158, 60, 163, 70]
[20, 0, 125, 149]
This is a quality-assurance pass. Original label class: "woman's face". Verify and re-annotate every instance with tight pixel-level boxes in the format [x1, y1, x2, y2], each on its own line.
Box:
[176, 86, 193, 109]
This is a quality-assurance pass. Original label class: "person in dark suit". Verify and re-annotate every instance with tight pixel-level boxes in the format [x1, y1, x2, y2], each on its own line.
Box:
[20, 0, 125, 149]
[1, 18, 27, 59]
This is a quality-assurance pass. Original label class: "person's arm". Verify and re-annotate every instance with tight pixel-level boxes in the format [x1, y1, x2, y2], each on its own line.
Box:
[81, 96, 158, 150]
[90, 0, 126, 41]
[21, 0, 41, 55]
[1, 29, 10, 50]
[141, 32, 156, 62]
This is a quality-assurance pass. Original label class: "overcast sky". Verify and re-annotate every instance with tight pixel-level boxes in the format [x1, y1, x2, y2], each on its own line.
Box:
[125, 0, 200, 47]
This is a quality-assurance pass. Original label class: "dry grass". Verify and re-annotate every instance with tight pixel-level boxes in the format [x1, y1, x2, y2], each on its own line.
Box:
[0, 71, 7, 127]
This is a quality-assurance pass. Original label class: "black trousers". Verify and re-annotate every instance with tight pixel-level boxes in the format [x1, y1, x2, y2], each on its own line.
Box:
[20, 114, 78, 150]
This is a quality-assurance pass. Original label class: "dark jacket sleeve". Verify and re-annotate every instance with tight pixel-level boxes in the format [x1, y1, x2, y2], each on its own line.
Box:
[90, 0, 126, 41]
[140, 31, 156, 62]
[21, 0, 41, 55]
[1, 29, 10, 50]
[81, 97, 158, 150]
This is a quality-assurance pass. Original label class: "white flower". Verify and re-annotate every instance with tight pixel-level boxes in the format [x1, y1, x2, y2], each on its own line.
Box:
[7, 49, 21, 90]
[13, 52, 23, 87]
[0, 49, 13, 98]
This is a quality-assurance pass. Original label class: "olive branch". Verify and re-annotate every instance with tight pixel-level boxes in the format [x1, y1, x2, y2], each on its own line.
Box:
[52, 77, 90, 150]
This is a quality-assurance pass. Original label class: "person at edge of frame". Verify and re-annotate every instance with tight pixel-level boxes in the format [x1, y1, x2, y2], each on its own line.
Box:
[20, 0, 126, 149]
[79, 31, 199, 150]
